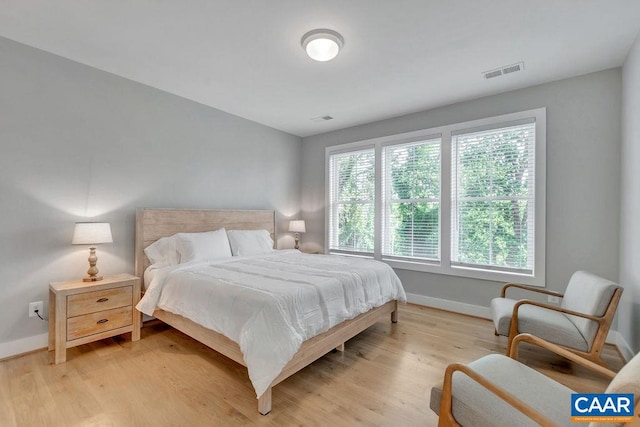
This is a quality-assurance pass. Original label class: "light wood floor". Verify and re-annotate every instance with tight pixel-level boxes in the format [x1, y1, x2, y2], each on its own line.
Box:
[0, 304, 625, 426]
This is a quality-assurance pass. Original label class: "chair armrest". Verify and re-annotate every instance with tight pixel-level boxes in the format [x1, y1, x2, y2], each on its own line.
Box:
[512, 299, 603, 323]
[509, 334, 616, 380]
[501, 283, 564, 299]
[439, 362, 561, 427]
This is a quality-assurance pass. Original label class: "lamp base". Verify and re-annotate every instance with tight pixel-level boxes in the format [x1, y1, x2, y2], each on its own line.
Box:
[83, 246, 103, 282]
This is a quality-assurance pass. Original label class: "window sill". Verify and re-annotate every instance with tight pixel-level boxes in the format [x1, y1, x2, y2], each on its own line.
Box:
[328, 251, 374, 259]
[383, 258, 544, 287]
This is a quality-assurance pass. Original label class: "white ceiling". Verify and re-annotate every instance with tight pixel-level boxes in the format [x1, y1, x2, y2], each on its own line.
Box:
[1, 1, 639, 137]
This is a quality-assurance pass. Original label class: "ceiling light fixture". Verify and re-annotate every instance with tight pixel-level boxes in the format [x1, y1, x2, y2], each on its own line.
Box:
[301, 29, 344, 62]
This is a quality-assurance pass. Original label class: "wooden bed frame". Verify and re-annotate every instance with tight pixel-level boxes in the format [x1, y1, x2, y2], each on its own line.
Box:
[134, 208, 399, 415]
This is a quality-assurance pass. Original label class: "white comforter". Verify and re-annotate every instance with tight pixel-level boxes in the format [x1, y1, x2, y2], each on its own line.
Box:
[136, 250, 406, 398]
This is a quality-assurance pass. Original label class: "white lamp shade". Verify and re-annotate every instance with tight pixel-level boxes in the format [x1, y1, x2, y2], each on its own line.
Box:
[289, 220, 306, 233]
[72, 222, 113, 245]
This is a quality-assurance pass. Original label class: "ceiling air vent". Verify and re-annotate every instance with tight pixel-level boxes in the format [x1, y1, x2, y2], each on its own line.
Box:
[502, 62, 523, 74]
[482, 62, 524, 80]
[310, 115, 334, 123]
[483, 69, 503, 79]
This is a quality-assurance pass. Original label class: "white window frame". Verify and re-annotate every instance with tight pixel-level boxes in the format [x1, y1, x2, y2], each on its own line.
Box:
[325, 108, 546, 286]
[381, 136, 442, 263]
[327, 145, 376, 256]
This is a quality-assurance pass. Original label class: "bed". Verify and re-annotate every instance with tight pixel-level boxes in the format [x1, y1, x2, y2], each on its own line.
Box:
[134, 208, 405, 415]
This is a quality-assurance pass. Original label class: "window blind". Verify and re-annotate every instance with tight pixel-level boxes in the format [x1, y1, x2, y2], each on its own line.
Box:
[328, 148, 375, 254]
[451, 121, 535, 272]
[382, 139, 441, 260]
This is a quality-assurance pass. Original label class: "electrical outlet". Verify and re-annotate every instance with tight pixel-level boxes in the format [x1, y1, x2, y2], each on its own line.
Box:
[547, 295, 561, 304]
[28, 301, 43, 318]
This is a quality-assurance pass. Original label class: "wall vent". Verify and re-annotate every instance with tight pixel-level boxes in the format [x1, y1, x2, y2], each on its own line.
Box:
[310, 115, 334, 122]
[483, 62, 524, 80]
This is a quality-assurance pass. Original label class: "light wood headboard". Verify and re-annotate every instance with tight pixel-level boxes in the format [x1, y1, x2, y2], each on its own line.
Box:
[135, 208, 276, 278]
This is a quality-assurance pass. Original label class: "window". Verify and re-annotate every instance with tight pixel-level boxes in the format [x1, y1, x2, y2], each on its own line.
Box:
[325, 108, 545, 285]
[382, 138, 441, 261]
[451, 121, 535, 274]
[328, 148, 375, 254]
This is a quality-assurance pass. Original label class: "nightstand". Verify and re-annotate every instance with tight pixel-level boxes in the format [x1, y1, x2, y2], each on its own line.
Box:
[48, 273, 141, 364]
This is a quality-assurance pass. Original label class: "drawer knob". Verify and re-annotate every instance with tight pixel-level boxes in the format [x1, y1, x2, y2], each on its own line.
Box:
[96, 319, 109, 324]
[96, 298, 109, 303]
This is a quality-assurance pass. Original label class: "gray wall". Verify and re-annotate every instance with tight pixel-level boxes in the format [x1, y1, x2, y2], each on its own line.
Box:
[301, 69, 621, 307]
[0, 37, 302, 345]
[620, 34, 640, 353]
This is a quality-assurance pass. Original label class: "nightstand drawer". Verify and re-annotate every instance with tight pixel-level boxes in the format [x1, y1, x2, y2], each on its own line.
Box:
[67, 286, 133, 317]
[67, 306, 133, 341]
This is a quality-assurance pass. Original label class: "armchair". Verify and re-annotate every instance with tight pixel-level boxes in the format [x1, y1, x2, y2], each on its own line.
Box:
[430, 333, 639, 427]
[490, 271, 622, 366]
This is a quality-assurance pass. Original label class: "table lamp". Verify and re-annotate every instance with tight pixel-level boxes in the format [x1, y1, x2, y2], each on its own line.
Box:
[288, 220, 306, 250]
[72, 222, 113, 282]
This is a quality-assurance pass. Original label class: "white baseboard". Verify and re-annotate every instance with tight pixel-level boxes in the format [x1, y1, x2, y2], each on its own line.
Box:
[0, 332, 48, 360]
[606, 330, 635, 362]
[406, 292, 491, 319]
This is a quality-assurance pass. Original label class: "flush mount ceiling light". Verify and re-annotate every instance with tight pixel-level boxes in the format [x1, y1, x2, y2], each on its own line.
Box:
[301, 29, 344, 62]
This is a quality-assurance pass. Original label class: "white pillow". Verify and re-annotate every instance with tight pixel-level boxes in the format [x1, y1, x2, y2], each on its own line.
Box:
[144, 235, 180, 266]
[226, 229, 274, 256]
[176, 229, 232, 263]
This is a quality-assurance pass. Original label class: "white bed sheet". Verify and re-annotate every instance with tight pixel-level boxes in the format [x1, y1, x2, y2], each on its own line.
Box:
[136, 250, 406, 398]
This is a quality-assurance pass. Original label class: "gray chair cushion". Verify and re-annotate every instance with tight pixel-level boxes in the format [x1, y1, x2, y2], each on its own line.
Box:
[491, 297, 589, 351]
[430, 354, 574, 426]
[562, 271, 620, 347]
[590, 352, 640, 427]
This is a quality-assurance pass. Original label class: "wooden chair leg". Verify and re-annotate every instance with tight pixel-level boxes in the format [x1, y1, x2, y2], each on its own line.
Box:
[506, 310, 520, 356]
[438, 365, 462, 427]
[506, 336, 514, 356]
[580, 350, 608, 368]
